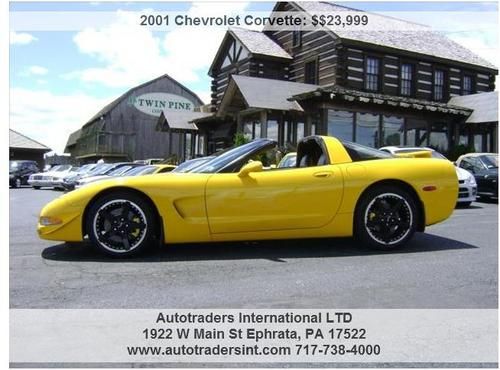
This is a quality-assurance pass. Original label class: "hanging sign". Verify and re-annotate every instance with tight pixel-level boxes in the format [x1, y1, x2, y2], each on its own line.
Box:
[128, 93, 194, 116]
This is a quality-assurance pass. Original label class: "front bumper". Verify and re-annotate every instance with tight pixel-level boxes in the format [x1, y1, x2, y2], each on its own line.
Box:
[28, 178, 65, 189]
[477, 178, 498, 198]
[37, 196, 84, 241]
[457, 182, 477, 203]
[28, 179, 54, 188]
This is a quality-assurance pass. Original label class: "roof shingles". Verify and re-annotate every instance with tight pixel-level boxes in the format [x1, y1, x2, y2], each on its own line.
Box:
[295, 1, 497, 70]
[230, 27, 292, 60]
[9, 129, 51, 151]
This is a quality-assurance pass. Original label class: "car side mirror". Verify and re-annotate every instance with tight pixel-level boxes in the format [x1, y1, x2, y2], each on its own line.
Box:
[238, 161, 263, 178]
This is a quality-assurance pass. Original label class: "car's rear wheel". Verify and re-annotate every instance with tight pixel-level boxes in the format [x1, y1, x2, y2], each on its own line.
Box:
[33, 186, 41, 190]
[355, 185, 418, 250]
[86, 192, 158, 257]
[14, 178, 21, 188]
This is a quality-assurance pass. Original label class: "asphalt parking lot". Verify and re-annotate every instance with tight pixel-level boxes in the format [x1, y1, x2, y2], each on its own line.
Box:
[9, 187, 498, 309]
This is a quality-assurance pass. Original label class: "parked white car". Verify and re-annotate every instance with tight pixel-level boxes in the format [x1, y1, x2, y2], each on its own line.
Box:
[379, 146, 477, 206]
[28, 165, 79, 190]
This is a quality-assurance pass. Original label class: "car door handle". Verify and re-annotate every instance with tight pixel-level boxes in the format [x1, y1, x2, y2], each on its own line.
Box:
[313, 171, 333, 178]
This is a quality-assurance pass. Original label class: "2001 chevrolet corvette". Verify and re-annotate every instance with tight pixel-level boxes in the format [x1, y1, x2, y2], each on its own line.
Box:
[38, 136, 458, 257]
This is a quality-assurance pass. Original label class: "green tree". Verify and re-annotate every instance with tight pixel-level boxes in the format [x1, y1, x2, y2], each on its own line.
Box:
[233, 132, 250, 147]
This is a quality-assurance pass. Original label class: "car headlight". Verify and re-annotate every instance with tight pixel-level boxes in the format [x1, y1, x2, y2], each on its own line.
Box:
[466, 175, 477, 186]
[39, 216, 63, 226]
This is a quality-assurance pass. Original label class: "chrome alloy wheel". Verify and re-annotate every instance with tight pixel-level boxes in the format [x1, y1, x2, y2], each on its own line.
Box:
[364, 193, 413, 245]
[92, 199, 148, 253]
[15, 178, 21, 187]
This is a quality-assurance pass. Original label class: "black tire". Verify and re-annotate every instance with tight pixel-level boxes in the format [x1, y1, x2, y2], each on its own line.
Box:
[86, 191, 158, 257]
[13, 178, 21, 188]
[355, 185, 418, 250]
[33, 186, 41, 190]
[457, 201, 472, 208]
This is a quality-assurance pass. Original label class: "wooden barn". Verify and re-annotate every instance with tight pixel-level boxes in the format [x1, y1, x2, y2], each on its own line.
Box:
[65, 74, 204, 163]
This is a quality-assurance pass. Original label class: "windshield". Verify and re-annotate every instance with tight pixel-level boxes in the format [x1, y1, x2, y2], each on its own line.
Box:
[193, 140, 275, 173]
[481, 155, 498, 169]
[109, 165, 136, 176]
[342, 141, 393, 161]
[279, 154, 297, 168]
[53, 165, 72, 172]
[79, 164, 96, 173]
[172, 157, 211, 173]
[123, 166, 154, 176]
[86, 163, 111, 175]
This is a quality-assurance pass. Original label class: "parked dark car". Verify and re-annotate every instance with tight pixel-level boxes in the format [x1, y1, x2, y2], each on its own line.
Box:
[9, 160, 39, 188]
[456, 153, 498, 199]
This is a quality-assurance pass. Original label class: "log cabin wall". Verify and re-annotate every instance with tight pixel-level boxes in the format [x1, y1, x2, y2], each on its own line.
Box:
[340, 45, 496, 101]
[265, 2, 496, 101]
[265, 3, 339, 87]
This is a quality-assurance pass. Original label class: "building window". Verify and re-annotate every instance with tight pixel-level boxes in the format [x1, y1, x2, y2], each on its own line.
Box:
[292, 31, 301, 47]
[433, 69, 446, 101]
[267, 120, 279, 141]
[304, 59, 318, 84]
[462, 75, 474, 95]
[185, 133, 192, 160]
[243, 119, 261, 139]
[429, 123, 448, 152]
[296, 122, 305, 143]
[405, 119, 428, 146]
[382, 116, 404, 146]
[356, 113, 380, 147]
[400, 63, 413, 96]
[327, 110, 354, 142]
[365, 57, 380, 91]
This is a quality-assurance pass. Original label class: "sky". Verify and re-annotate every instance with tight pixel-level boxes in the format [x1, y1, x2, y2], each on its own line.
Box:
[9, 1, 499, 154]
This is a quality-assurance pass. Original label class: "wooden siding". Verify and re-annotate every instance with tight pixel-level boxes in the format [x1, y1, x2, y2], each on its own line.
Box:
[266, 29, 338, 86]
[75, 76, 202, 161]
[341, 44, 496, 101]
[266, 2, 339, 87]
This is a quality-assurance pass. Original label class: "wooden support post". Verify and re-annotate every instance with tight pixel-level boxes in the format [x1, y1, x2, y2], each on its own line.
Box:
[260, 110, 268, 139]
[305, 114, 312, 137]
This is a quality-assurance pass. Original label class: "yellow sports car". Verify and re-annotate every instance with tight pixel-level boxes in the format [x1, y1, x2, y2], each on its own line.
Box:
[38, 136, 458, 257]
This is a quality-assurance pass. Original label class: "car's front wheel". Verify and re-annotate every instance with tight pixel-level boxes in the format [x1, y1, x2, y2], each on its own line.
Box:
[355, 185, 418, 250]
[86, 192, 158, 257]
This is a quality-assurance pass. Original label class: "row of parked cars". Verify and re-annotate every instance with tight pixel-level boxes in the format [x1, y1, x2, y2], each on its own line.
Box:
[32, 162, 179, 191]
[277, 147, 498, 207]
[9, 156, 218, 191]
[9, 160, 178, 191]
